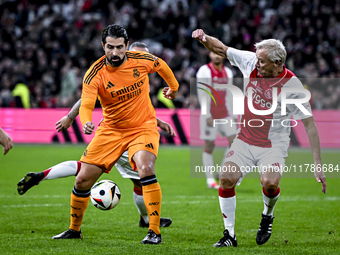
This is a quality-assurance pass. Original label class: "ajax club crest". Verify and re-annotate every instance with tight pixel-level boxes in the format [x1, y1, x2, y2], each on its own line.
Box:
[264, 89, 273, 99]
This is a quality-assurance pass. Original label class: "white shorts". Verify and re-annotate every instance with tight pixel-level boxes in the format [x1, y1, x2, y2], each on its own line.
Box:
[114, 151, 140, 180]
[223, 138, 288, 185]
[200, 116, 237, 141]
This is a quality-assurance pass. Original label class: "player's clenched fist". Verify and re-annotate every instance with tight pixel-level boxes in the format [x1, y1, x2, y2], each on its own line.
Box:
[162, 87, 178, 100]
[192, 29, 207, 42]
[83, 121, 95, 135]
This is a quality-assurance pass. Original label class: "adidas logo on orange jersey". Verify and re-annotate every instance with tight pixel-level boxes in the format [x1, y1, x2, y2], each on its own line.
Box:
[106, 81, 115, 89]
[145, 143, 154, 149]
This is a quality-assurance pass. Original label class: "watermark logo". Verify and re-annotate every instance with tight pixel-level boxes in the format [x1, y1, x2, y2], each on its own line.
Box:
[198, 82, 311, 116]
[197, 82, 222, 106]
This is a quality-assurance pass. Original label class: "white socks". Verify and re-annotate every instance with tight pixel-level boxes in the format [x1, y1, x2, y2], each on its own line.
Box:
[219, 187, 236, 236]
[262, 187, 280, 216]
[43, 160, 80, 180]
[218, 186, 280, 237]
[133, 188, 149, 223]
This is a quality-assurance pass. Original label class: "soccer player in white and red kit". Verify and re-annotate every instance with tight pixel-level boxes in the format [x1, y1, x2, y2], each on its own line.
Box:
[196, 52, 236, 189]
[192, 29, 326, 247]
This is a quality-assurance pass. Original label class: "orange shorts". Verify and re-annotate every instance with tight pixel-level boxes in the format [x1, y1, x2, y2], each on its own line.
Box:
[80, 123, 160, 172]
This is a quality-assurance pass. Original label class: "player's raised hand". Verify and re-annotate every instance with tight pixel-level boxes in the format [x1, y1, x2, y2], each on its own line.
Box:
[0, 128, 13, 155]
[314, 164, 326, 194]
[192, 29, 206, 42]
[162, 87, 178, 100]
[56, 116, 73, 132]
[83, 121, 95, 135]
[158, 120, 176, 137]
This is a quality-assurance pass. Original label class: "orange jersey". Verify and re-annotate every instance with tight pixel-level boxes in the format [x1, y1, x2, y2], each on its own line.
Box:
[80, 51, 179, 129]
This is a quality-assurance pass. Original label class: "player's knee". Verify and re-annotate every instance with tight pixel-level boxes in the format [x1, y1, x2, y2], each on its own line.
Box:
[262, 179, 279, 194]
[219, 176, 238, 189]
[137, 162, 155, 178]
[219, 162, 240, 189]
[75, 175, 92, 190]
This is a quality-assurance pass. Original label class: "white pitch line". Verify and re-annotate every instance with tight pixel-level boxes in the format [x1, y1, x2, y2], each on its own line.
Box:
[2, 196, 339, 208]
[0, 194, 66, 198]
[3, 203, 65, 208]
[5, 194, 338, 201]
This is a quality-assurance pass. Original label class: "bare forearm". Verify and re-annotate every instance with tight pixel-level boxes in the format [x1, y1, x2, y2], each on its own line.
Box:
[304, 118, 321, 164]
[308, 127, 321, 163]
[302, 117, 326, 193]
[199, 35, 228, 58]
[67, 99, 81, 121]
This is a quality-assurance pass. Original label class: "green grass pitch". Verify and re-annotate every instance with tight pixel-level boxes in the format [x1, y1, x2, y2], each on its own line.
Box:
[0, 145, 339, 254]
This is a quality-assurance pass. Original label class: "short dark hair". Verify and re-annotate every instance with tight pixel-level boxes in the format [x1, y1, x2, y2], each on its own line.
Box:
[129, 42, 148, 50]
[102, 24, 128, 45]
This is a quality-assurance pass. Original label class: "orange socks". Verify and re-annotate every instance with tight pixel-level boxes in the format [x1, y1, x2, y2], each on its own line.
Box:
[69, 188, 90, 232]
[141, 176, 162, 235]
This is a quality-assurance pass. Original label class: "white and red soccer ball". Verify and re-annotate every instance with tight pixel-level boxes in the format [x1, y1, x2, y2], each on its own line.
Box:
[90, 180, 121, 210]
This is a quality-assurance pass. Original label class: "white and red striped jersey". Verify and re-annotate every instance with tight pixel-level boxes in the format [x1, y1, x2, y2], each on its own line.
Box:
[196, 62, 234, 119]
[227, 47, 312, 148]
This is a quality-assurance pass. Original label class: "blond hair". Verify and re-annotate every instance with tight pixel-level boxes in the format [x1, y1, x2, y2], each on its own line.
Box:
[254, 39, 286, 65]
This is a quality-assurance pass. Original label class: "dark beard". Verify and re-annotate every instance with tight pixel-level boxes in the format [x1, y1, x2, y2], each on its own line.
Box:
[108, 56, 125, 67]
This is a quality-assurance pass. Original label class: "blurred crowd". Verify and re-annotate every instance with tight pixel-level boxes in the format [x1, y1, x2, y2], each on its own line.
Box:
[0, 0, 340, 110]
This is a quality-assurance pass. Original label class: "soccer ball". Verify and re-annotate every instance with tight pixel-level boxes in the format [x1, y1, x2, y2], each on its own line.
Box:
[90, 180, 121, 210]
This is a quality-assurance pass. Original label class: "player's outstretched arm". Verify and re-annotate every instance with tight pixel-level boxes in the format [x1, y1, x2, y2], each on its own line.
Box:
[79, 97, 96, 135]
[301, 116, 326, 194]
[162, 87, 178, 100]
[55, 99, 81, 132]
[192, 29, 229, 58]
[0, 127, 13, 155]
[156, 118, 176, 137]
[154, 58, 179, 100]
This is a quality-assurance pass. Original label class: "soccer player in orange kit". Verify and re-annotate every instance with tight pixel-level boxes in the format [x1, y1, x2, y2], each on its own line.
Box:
[52, 25, 179, 244]
[18, 42, 174, 229]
